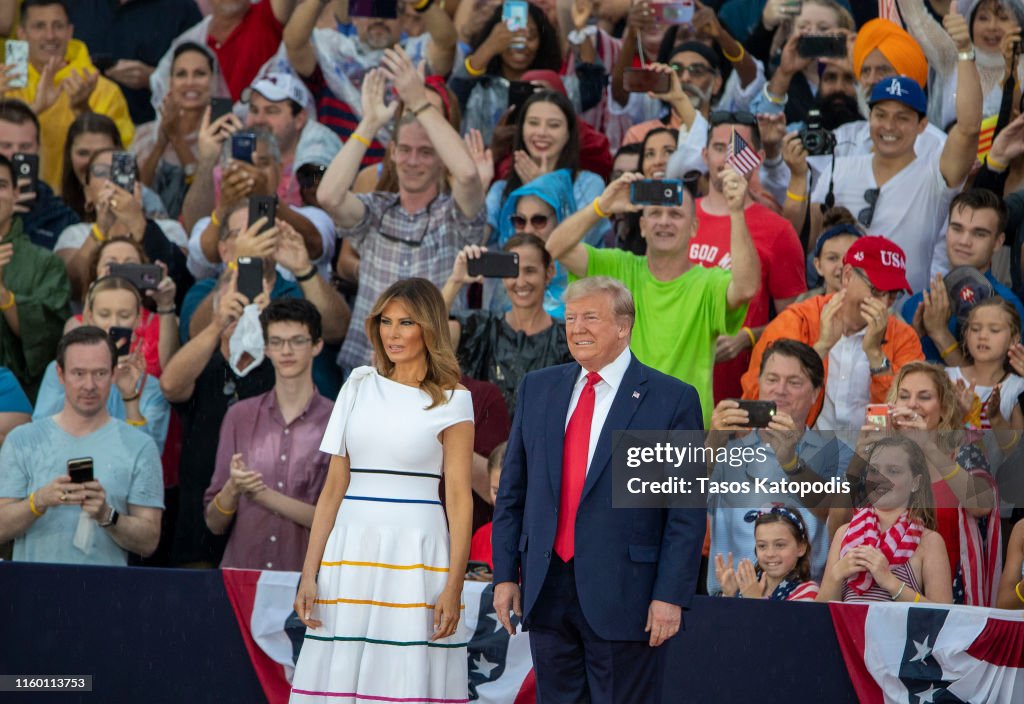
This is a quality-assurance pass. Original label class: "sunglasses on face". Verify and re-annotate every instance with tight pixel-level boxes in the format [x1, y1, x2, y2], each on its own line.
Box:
[510, 213, 550, 230]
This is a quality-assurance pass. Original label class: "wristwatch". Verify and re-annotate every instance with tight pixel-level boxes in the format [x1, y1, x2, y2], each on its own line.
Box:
[568, 25, 597, 46]
[958, 48, 976, 62]
[98, 505, 119, 528]
[869, 357, 892, 376]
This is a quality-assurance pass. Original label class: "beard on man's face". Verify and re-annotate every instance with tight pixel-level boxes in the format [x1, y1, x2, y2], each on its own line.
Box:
[815, 91, 863, 130]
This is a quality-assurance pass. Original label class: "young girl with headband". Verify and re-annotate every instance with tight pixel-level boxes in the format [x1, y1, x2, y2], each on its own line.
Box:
[714, 504, 819, 601]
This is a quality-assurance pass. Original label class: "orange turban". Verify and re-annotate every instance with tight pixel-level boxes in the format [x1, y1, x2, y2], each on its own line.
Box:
[852, 19, 929, 91]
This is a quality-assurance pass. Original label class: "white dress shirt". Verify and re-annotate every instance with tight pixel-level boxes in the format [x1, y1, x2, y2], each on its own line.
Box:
[565, 346, 633, 473]
[815, 331, 871, 431]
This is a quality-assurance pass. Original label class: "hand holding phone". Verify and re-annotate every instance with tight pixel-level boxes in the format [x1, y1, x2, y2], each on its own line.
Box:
[12, 153, 38, 194]
[108, 263, 163, 291]
[236, 256, 264, 302]
[231, 132, 256, 165]
[248, 196, 278, 235]
[796, 34, 847, 58]
[629, 179, 684, 206]
[210, 97, 234, 123]
[108, 326, 133, 357]
[623, 67, 672, 94]
[503, 1, 529, 49]
[110, 151, 137, 194]
[735, 400, 777, 428]
[467, 251, 520, 278]
[67, 457, 94, 485]
[4, 39, 28, 89]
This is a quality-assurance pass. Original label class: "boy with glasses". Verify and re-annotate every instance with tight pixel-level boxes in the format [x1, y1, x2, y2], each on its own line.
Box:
[781, 7, 982, 294]
[202, 298, 332, 571]
[742, 236, 924, 431]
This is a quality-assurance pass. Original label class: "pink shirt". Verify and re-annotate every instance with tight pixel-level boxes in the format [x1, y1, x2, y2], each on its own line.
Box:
[204, 389, 333, 571]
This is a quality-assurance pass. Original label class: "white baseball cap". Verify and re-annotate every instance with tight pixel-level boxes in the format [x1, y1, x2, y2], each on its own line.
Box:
[244, 72, 310, 110]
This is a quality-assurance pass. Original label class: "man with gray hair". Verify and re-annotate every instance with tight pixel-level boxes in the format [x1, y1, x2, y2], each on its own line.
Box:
[492, 275, 706, 703]
[546, 169, 761, 425]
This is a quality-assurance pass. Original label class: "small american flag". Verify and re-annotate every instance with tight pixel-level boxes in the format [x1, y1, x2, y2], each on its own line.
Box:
[726, 128, 761, 176]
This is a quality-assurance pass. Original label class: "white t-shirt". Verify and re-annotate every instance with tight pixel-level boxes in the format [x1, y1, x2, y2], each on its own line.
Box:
[186, 205, 336, 282]
[54, 219, 189, 252]
[816, 331, 871, 432]
[809, 149, 960, 294]
[945, 367, 1024, 425]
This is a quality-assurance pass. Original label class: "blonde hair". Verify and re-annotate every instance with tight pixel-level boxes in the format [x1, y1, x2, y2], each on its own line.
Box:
[366, 278, 461, 409]
[864, 435, 937, 529]
[85, 275, 142, 316]
[886, 361, 964, 454]
[962, 297, 1022, 373]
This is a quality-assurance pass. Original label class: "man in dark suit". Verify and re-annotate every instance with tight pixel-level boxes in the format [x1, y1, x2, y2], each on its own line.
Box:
[491, 276, 706, 703]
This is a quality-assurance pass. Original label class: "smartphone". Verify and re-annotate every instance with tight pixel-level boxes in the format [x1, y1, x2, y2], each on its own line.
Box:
[866, 404, 890, 429]
[796, 34, 847, 59]
[110, 151, 137, 194]
[109, 262, 163, 291]
[248, 195, 278, 235]
[108, 326, 133, 358]
[503, 1, 529, 49]
[630, 179, 684, 206]
[349, 0, 398, 18]
[623, 67, 672, 94]
[735, 400, 777, 428]
[508, 80, 538, 111]
[651, 0, 695, 25]
[467, 251, 520, 278]
[67, 457, 94, 484]
[210, 97, 234, 123]
[11, 153, 38, 194]
[237, 256, 263, 302]
[296, 163, 326, 190]
[91, 52, 116, 73]
[5, 39, 27, 89]
[230, 131, 256, 165]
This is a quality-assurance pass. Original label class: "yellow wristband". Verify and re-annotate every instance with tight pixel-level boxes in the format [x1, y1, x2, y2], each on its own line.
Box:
[351, 132, 371, 148]
[227, 259, 238, 271]
[780, 455, 799, 472]
[987, 154, 1009, 172]
[722, 44, 745, 63]
[593, 197, 610, 219]
[126, 417, 147, 427]
[0, 289, 14, 312]
[939, 341, 958, 359]
[786, 190, 807, 202]
[1016, 580, 1024, 604]
[464, 56, 485, 77]
[412, 0, 431, 9]
[742, 326, 756, 348]
[90, 222, 106, 243]
[27, 493, 43, 519]
[913, 592, 921, 603]
[999, 431, 1021, 451]
[941, 464, 961, 481]
[210, 210, 221, 227]
[213, 493, 237, 516]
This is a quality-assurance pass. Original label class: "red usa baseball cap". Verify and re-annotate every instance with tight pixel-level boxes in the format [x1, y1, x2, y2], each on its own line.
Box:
[843, 235, 912, 294]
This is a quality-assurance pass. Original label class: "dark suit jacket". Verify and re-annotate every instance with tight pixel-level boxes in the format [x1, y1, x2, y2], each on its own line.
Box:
[491, 352, 706, 642]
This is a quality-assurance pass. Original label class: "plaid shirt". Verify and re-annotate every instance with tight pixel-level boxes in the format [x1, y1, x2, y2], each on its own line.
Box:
[337, 191, 486, 370]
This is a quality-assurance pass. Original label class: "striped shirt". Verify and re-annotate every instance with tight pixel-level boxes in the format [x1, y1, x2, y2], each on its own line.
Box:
[337, 192, 486, 370]
[842, 562, 922, 603]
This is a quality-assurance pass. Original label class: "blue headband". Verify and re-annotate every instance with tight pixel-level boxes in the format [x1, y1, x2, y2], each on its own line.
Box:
[744, 505, 806, 540]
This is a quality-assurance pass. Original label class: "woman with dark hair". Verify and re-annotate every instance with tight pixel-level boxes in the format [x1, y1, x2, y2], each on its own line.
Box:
[452, 3, 567, 143]
[441, 236, 573, 411]
[133, 42, 217, 218]
[485, 90, 608, 247]
[613, 127, 679, 254]
[292, 278, 474, 703]
[61, 113, 166, 220]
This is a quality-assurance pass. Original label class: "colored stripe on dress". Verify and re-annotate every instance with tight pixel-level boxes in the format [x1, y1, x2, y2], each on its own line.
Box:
[291, 688, 469, 703]
[304, 634, 469, 648]
[320, 559, 449, 572]
[344, 495, 442, 505]
[314, 597, 465, 610]
[350, 468, 439, 479]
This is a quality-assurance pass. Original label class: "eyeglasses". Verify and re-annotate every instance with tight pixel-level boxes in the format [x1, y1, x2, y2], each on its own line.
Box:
[510, 213, 550, 231]
[671, 62, 714, 79]
[378, 197, 434, 247]
[858, 188, 880, 228]
[267, 335, 313, 350]
[852, 267, 898, 302]
[709, 110, 757, 127]
[89, 164, 112, 180]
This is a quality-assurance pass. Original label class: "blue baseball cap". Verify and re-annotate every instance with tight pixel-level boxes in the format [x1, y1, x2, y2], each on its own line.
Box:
[868, 75, 927, 117]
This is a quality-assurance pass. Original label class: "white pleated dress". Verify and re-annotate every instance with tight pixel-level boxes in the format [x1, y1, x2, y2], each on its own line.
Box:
[290, 368, 473, 704]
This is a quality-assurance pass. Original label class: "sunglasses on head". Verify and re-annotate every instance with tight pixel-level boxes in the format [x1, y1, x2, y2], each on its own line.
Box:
[709, 110, 757, 127]
[510, 213, 550, 230]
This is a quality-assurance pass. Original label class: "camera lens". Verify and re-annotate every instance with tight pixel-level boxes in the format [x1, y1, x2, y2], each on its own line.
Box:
[803, 134, 822, 152]
[663, 188, 673, 198]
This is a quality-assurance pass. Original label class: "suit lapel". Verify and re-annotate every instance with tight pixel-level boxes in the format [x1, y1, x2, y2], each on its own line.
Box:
[545, 364, 580, 503]
[580, 356, 647, 503]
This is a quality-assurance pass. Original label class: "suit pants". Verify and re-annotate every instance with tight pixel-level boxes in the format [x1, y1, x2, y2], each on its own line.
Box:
[528, 556, 664, 703]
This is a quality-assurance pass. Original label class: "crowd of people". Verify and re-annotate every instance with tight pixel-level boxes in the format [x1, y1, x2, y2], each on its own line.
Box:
[3, 0, 1024, 700]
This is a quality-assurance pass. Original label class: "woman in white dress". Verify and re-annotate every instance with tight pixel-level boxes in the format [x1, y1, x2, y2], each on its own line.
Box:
[291, 278, 475, 703]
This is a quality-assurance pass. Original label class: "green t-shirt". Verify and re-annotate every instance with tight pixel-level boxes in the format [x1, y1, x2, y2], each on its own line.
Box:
[583, 246, 748, 425]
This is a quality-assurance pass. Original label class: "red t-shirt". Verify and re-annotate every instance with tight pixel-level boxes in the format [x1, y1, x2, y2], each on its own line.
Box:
[206, 0, 283, 101]
[690, 200, 807, 402]
[470, 522, 493, 570]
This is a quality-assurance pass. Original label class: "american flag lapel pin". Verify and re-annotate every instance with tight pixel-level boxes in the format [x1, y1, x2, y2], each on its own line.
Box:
[632, 391, 640, 399]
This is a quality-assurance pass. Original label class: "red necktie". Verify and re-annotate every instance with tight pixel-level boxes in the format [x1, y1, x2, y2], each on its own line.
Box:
[554, 371, 602, 561]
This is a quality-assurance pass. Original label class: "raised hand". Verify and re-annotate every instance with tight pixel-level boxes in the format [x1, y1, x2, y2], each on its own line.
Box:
[62, 67, 99, 112]
[710, 399, 750, 431]
[380, 46, 428, 110]
[815, 289, 845, 356]
[234, 217, 280, 262]
[714, 552, 739, 596]
[943, 2, 972, 53]
[781, 132, 809, 178]
[32, 57, 62, 115]
[273, 221, 312, 275]
[736, 558, 766, 598]
[720, 166, 748, 212]
[464, 129, 494, 190]
[513, 150, 552, 184]
[596, 171, 644, 216]
[197, 105, 243, 163]
[359, 68, 399, 133]
[113, 351, 145, 400]
[449, 244, 487, 287]
[571, 0, 592, 30]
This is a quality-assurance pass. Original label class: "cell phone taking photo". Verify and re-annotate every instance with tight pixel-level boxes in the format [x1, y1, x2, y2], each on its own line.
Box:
[247, 195, 278, 235]
[623, 67, 672, 94]
[467, 251, 520, 278]
[108, 326, 133, 358]
[67, 457, 94, 484]
[230, 132, 256, 165]
[108, 263, 162, 291]
[110, 151, 137, 194]
[11, 153, 38, 194]
[629, 179, 684, 206]
[735, 400, 777, 428]
[236, 256, 263, 302]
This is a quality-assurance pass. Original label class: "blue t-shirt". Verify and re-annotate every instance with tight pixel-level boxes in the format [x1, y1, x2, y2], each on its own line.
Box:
[0, 368, 31, 414]
[901, 270, 1024, 361]
[0, 417, 163, 566]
